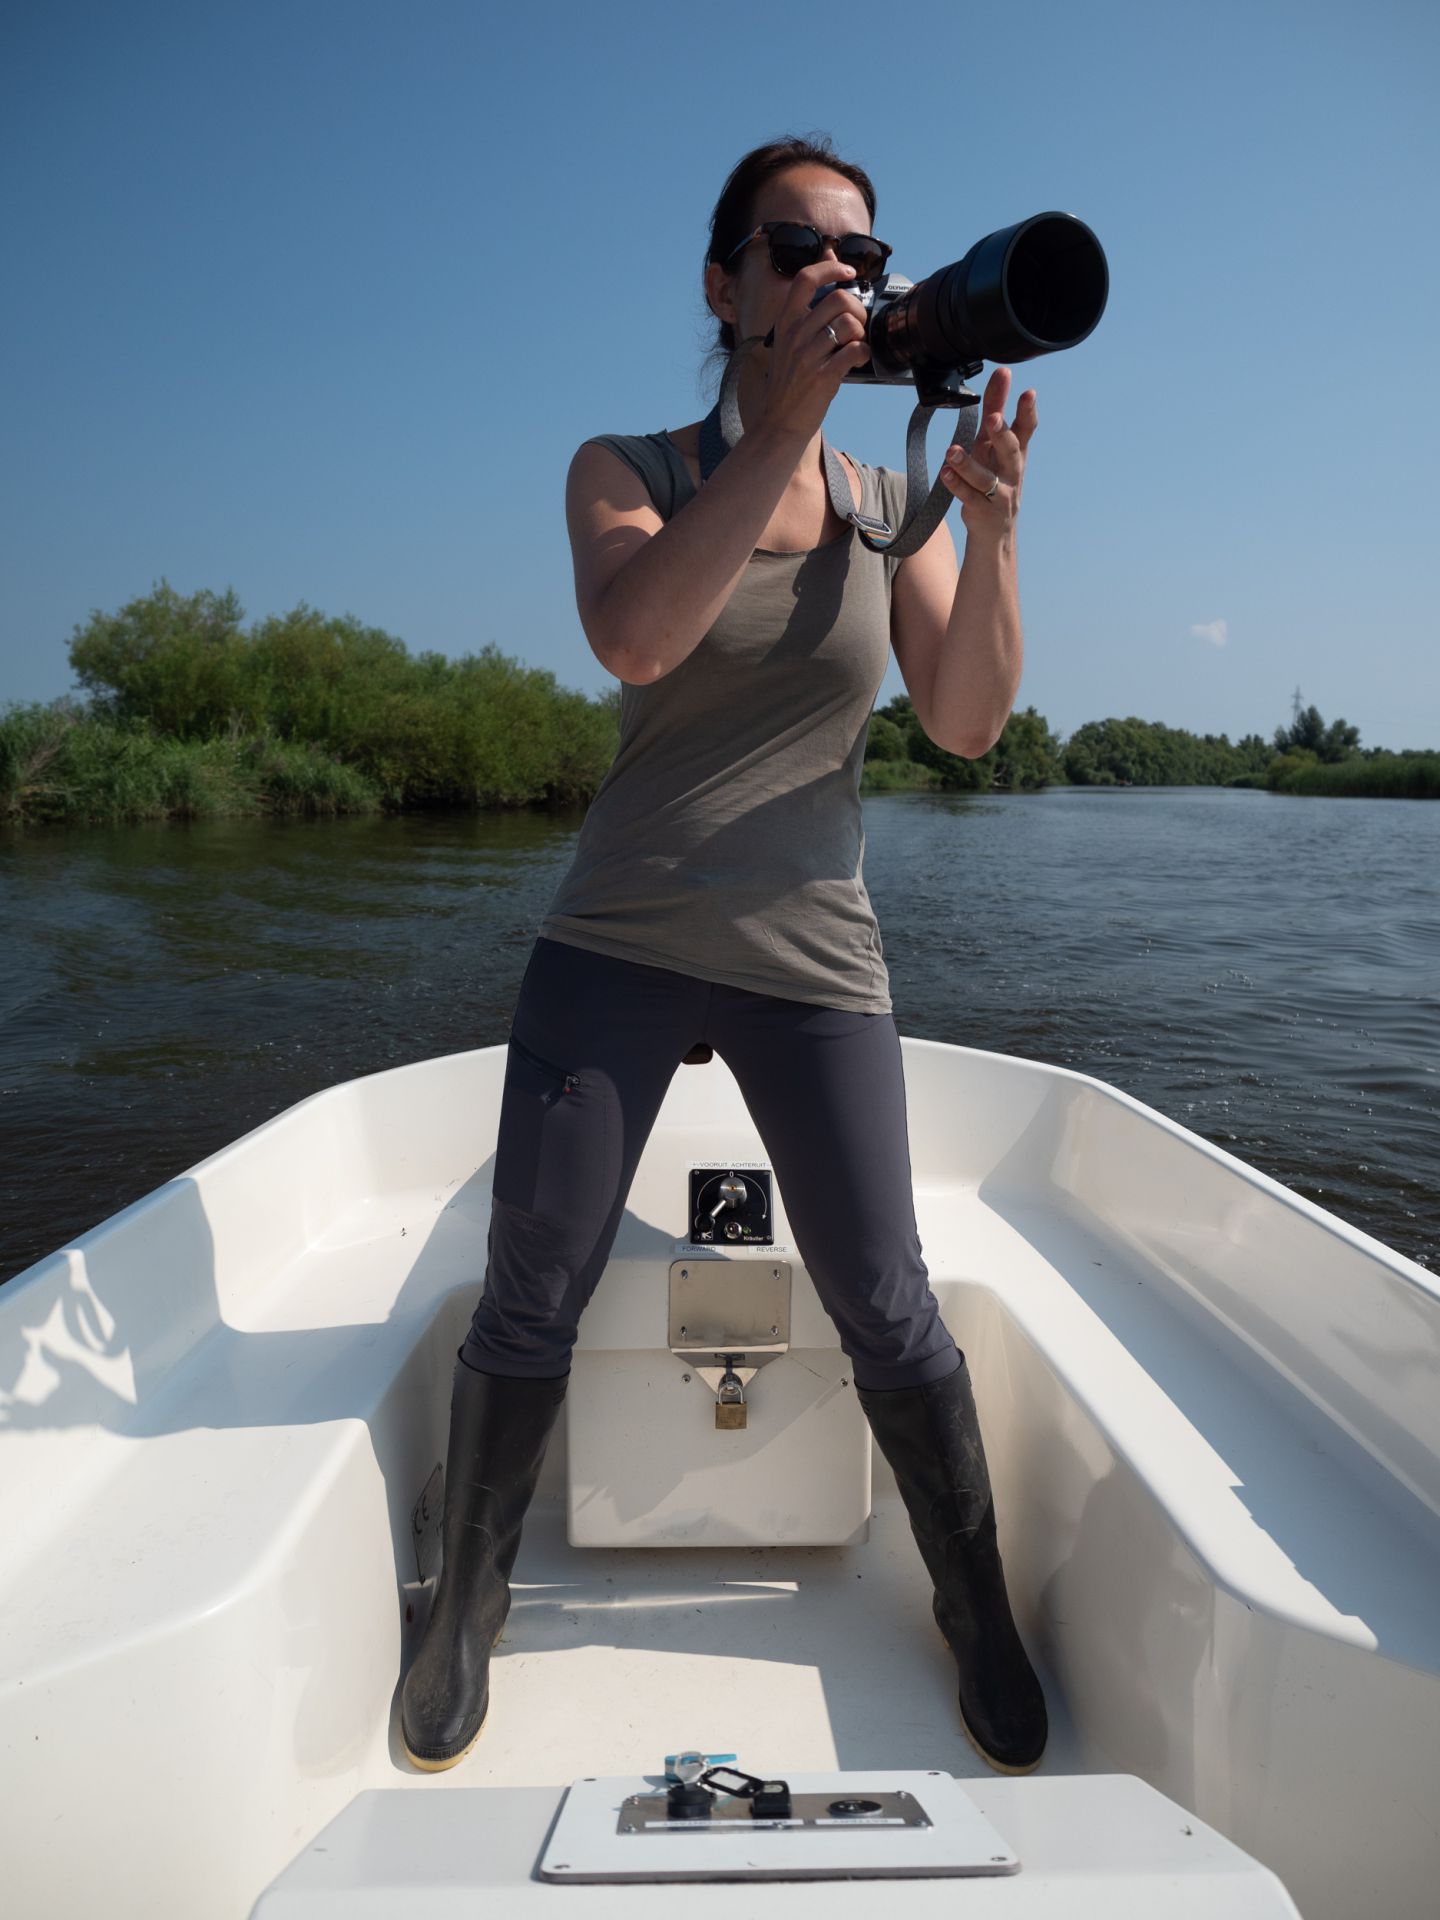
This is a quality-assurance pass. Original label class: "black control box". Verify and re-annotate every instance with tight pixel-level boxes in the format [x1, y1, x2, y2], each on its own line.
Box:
[687, 1165, 774, 1246]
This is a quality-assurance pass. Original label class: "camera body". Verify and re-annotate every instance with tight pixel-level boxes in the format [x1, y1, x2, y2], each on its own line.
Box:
[814, 272, 971, 399]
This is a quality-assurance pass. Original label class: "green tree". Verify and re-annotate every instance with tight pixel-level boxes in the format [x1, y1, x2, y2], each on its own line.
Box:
[863, 711, 907, 762]
[61, 582, 618, 812]
[876, 692, 992, 789]
[986, 705, 1065, 789]
[1063, 715, 1273, 786]
[1272, 701, 1361, 763]
[69, 580, 249, 736]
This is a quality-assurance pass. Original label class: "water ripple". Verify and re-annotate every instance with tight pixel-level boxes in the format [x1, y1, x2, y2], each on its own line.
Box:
[1, 786, 1436, 1284]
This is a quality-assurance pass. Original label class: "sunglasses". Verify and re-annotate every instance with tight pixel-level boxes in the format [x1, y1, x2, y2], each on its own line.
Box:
[721, 221, 893, 286]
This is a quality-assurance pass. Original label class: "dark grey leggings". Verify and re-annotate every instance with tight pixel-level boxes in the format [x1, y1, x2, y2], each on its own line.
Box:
[462, 934, 960, 1392]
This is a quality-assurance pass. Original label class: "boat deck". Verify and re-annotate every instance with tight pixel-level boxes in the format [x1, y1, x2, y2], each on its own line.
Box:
[3, 1042, 1438, 1920]
[392, 1491, 1093, 1786]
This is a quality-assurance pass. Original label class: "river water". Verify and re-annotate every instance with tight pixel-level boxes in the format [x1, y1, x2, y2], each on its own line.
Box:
[2, 785, 1435, 1286]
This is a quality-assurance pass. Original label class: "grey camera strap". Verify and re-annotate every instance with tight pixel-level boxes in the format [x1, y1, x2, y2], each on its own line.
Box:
[698, 331, 981, 559]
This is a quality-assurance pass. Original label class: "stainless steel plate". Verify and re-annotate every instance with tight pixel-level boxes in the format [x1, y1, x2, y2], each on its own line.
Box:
[538, 1771, 1020, 1883]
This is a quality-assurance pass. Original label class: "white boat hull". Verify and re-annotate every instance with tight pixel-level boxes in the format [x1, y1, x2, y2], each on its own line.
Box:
[2, 1041, 1436, 1917]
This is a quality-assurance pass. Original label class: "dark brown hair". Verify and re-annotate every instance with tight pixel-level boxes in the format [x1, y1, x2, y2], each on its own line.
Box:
[701, 132, 878, 389]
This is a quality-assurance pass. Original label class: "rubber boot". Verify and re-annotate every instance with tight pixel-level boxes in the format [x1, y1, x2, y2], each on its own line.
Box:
[400, 1352, 569, 1771]
[855, 1354, 1048, 1774]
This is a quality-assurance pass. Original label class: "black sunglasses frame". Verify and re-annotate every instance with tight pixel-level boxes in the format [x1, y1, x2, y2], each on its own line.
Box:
[721, 221, 893, 285]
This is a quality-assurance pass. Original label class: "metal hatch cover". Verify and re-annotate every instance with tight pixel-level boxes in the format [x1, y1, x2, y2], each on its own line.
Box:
[667, 1256, 791, 1358]
[537, 1770, 1019, 1883]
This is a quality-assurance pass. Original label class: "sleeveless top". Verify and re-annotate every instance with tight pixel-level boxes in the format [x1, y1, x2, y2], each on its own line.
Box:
[537, 428, 909, 1015]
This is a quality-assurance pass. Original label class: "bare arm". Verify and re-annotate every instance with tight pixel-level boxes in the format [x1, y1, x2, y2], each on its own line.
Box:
[568, 259, 872, 686]
[568, 423, 810, 686]
[888, 367, 1038, 753]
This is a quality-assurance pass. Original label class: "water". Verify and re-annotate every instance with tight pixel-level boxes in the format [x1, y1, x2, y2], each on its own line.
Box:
[2, 785, 1436, 1286]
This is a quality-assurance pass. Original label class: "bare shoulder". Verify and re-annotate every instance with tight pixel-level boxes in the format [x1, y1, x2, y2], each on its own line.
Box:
[565, 437, 661, 530]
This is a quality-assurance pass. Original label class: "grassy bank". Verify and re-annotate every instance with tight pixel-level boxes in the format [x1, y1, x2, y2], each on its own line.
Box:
[1265, 749, 1440, 798]
[3, 584, 619, 826]
[4, 582, 1434, 826]
[0, 701, 385, 825]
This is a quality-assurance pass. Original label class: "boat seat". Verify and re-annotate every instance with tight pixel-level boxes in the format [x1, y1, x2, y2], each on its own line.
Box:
[909, 1185, 1440, 1677]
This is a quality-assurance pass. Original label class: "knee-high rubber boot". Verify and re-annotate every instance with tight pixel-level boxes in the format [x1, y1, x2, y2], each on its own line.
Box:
[855, 1355, 1048, 1774]
[400, 1353, 569, 1771]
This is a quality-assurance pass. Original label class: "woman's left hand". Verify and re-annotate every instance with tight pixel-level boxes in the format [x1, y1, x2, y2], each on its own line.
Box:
[941, 365, 1036, 542]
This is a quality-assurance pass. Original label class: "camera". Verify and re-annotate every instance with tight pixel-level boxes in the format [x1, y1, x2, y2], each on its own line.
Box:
[812, 210, 1108, 409]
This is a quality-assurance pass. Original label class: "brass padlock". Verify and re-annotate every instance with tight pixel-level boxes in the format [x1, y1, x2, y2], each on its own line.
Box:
[715, 1402, 747, 1430]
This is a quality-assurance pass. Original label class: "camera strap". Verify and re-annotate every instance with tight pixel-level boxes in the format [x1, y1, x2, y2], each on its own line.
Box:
[698, 332, 982, 560]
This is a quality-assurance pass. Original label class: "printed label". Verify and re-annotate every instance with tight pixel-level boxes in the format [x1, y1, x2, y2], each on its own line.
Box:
[673, 1240, 788, 1256]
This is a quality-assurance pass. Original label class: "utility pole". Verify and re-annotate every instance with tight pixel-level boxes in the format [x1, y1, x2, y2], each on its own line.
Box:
[1291, 685, 1305, 727]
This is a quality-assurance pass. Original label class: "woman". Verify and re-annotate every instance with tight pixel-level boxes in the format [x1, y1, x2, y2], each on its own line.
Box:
[400, 134, 1046, 1777]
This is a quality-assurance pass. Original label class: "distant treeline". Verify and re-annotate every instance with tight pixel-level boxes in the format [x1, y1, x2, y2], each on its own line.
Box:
[2, 582, 1436, 827]
[866, 697, 1440, 798]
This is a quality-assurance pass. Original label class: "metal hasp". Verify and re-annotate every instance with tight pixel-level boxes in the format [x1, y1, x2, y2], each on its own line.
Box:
[669, 1258, 791, 1431]
[619, 1785, 933, 1832]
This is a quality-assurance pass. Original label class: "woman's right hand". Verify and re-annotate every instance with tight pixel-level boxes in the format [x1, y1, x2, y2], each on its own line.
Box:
[753, 259, 872, 449]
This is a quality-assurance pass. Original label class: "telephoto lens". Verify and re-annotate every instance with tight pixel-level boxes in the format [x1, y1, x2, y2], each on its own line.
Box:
[846, 211, 1108, 393]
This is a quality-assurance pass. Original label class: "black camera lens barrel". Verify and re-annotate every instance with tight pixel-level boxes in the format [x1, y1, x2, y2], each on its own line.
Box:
[867, 211, 1108, 378]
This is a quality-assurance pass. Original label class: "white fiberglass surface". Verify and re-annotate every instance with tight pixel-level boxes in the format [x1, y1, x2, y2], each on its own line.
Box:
[416, 1492, 1090, 1784]
[2, 1042, 1438, 1920]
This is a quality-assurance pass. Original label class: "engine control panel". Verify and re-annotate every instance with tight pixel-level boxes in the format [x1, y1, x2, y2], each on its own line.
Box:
[688, 1162, 774, 1246]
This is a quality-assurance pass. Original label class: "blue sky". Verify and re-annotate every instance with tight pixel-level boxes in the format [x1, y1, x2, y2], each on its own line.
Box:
[3, 0, 1436, 751]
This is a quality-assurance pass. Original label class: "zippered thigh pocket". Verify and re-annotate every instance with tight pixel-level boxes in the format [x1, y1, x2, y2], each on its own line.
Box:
[508, 1031, 582, 1097]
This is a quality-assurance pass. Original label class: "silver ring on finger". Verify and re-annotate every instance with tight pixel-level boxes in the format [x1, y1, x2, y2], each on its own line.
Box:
[823, 323, 839, 345]
[982, 475, 999, 499]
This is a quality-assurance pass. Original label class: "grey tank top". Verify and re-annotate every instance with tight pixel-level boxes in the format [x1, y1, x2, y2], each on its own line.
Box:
[538, 428, 908, 1015]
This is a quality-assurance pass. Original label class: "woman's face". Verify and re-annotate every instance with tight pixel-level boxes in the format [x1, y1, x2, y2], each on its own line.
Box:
[707, 164, 874, 351]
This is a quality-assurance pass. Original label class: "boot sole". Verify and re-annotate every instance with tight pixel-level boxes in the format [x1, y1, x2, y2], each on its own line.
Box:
[937, 1621, 1046, 1776]
[402, 1712, 487, 1772]
[401, 1623, 503, 1772]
